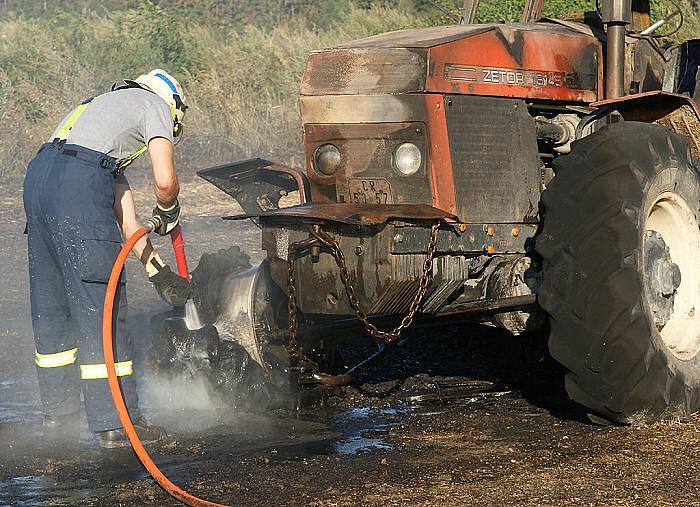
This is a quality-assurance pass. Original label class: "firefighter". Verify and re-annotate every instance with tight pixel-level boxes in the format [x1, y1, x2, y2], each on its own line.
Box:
[23, 69, 191, 448]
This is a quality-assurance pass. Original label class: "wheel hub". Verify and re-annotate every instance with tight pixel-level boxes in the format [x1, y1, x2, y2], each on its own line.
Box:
[644, 191, 700, 361]
[644, 230, 681, 330]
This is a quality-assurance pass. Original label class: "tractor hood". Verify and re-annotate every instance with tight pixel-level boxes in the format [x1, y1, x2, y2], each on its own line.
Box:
[301, 21, 602, 103]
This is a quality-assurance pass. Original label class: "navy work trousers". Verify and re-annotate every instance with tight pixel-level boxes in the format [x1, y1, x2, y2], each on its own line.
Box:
[23, 142, 140, 432]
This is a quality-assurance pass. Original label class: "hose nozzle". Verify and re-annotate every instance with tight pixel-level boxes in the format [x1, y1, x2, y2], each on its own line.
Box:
[144, 216, 163, 233]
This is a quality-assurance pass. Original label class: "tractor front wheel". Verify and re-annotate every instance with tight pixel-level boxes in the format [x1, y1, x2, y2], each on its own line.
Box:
[538, 121, 700, 425]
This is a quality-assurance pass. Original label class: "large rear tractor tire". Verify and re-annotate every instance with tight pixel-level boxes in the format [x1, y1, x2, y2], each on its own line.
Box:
[537, 121, 700, 425]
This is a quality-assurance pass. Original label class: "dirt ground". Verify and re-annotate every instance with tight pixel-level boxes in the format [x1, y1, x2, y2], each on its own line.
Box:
[2, 173, 700, 506]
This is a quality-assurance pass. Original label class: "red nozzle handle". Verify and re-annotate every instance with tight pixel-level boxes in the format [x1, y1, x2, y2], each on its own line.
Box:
[170, 225, 191, 281]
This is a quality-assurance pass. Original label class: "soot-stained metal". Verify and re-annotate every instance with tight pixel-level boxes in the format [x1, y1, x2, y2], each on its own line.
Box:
[391, 223, 538, 255]
[443, 95, 540, 223]
[303, 122, 432, 206]
[427, 24, 601, 101]
[195, 14, 700, 392]
[302, 21, 602, 102]
[198, 159, 310, 217]
[593, 91, 700, 158]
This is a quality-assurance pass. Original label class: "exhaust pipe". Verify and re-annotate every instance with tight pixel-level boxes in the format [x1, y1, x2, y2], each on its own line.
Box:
[602, 0, 632, 99]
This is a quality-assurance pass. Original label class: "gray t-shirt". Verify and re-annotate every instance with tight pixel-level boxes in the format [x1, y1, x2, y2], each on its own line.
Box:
[49, 88, 174, 161]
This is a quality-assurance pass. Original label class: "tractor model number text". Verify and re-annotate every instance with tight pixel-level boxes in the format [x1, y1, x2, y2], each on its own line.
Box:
[482, 69, 526, 85]
[445, 64, 579, 89]
[482, 68, 562, 87]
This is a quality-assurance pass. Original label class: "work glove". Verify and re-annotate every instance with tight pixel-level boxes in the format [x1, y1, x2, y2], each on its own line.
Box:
[152, 199, 180, 236]
[147, 254, 191, 307]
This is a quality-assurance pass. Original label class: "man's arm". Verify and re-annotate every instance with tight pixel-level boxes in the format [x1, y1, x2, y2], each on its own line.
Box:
[149, 137, 179, 207]
[148, 137, 182, 236]
[113, 175, 191, 306]
[113, 175, 156, 265]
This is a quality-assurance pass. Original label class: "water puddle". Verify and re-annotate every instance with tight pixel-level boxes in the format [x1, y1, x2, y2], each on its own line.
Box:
[0, 474, 104, 507]
[331, 407, 406, 455]
[400, 378, 510, 405]
[0, 377, 40, 424]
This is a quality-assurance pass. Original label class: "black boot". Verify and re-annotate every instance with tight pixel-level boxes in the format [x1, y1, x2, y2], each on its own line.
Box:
[99, 417, 167, 449]
[43, 412, 80, 442]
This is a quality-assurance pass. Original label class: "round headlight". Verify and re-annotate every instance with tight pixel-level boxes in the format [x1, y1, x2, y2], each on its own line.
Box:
[314, 144, 341, 176]
[394, 143, 422, 176]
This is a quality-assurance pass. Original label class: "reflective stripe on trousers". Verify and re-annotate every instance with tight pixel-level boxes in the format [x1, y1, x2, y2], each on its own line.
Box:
[34, 349, 133, 378]
[80, 361, 133, 379]
[35, 348, 78, 368]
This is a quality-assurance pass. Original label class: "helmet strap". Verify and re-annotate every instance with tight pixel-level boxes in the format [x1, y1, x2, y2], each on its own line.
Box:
[169, 103, 184, 140]
[111, 79, 147, 92]
[173, 120, 184, 145]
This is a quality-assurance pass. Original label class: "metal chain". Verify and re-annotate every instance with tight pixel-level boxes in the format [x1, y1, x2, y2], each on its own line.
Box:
[286, 222, 441, 365]
[287, 237, 319, 365]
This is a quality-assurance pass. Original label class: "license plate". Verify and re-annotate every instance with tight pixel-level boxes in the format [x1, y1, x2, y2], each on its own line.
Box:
[347, 178, 392, 205]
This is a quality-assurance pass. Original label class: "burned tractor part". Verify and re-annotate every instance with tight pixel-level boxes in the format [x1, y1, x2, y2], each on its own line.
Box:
[485, 257, 543, 335]
[205, 214, 448, 386]
[592, 91, 700, 159]
[198, 159, 310, 218]
[215, 266, 268, 368]
[188, 246, 298, 387]
[301, 223, 441, 344]
[189, 246, 251, 324]
[535, 118, 572, 145]
[215, 209, 542, 382]
[301, 24, 602, 102]
[390, 222, 538, 256]
[664, 40, 700, 101]
[225, 203, 456, 225]
[212, 259, 290, 378]
[285, 222, 441, 385]
[537, 121, 700, 425]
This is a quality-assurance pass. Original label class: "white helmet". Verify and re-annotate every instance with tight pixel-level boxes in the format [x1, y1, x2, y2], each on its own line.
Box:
[135, 69, 188, 136]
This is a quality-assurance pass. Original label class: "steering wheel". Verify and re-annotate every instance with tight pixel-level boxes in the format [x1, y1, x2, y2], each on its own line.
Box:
[594, 0, 684, 38]
[643, 1, 684, 38]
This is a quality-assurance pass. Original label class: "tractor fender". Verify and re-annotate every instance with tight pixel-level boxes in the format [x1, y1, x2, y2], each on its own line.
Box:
[592, 91, 700, 159]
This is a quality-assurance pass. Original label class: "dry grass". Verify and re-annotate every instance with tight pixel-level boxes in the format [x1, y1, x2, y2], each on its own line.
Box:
[0, 2, 424, 179]
[0, 1, 698, 180]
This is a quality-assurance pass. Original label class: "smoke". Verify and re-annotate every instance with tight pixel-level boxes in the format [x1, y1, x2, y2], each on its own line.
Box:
[145, 373, 220, 412]
[142, 371, 231, 433]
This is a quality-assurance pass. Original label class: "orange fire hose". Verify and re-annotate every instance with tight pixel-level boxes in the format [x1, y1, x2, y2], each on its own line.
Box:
[102, 225, 230, 507]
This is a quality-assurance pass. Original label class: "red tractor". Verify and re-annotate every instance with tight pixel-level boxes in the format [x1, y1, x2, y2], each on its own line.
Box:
[190, 0, 700, 424]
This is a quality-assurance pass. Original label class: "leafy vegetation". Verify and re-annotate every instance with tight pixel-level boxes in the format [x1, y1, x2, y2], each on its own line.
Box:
[0, 0, 698, 179]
